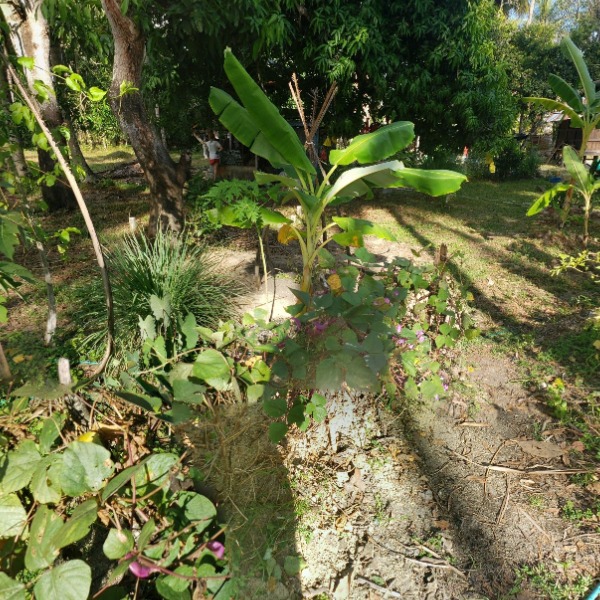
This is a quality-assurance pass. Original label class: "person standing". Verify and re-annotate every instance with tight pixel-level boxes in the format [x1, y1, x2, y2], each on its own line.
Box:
[206, 132, 223, 180]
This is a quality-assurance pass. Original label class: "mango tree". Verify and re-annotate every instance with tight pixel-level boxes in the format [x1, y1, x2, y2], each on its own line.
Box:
[209, 49, 466, 296]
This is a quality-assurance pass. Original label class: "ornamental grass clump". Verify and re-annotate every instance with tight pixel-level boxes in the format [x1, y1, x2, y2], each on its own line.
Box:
[74, 229, 241, 370]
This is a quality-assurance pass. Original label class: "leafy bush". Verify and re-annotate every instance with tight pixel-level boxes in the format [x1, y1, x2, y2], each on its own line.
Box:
[74, 230, 241, 370]
[121, 248, 478, 442]
[494, 141, 540, 180]
[0, 402, 230, 599]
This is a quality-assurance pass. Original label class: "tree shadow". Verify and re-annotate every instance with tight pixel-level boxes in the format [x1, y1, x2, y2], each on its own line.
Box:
[178, 404, 302, 599]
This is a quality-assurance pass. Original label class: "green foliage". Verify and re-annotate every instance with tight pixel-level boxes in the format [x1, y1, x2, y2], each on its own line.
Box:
[121, 249, 477, 443]
[73, 230, 241, 370]
[528, 145, 599, 242]
[211, 49, 466, 294]
[0, 415, 227, 600]
[513, 563, 593, 600]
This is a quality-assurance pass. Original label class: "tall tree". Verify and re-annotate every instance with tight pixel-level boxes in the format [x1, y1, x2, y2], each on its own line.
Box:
[101, 0, 191, 233]
[0, 0, 76, 210]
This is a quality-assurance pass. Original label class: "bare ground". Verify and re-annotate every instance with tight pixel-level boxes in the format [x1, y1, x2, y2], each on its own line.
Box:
[179, 236, 600, 600]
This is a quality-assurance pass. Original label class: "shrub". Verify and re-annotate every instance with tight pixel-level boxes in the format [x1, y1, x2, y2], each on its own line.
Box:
[74, 230, 241, 370]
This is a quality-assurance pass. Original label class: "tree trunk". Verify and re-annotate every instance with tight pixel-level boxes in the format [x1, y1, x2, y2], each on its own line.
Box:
[527, 0, 536, 24]
[1, 0, 76, 211]
[65, 114, 98, 183]
[0, 64, 28, 180]
[101, 0, 190, 233]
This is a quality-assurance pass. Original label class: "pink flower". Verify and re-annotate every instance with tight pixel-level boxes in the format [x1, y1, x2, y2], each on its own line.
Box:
[207, 540, 225, 560]
[129, 561, 159, 579]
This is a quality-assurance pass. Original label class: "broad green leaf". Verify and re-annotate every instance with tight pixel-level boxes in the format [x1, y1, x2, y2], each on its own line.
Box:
[563, 145, 592, 193]
[60, 441, 114, 496]
[17, 56, 34, 70]
[137, 518, 156, 551]
[87, 86, 106, 102]
[172, 379, 205, 404]
[39, 412, 67, 454]
[114, 391, 162, 413]
[263, 397, 287, 418]
[156, 567, 193, 600]
[0, 573, 26, 600]
[33, 560, 91, 600]
[329, 121, 414, 165]
[0, 493, 27, 538]
[0, 216, 21, 260]
[561, 37, 596, 112]
[392, 168, 467, 196]
[333, 217, 395, 241]
[25, 505, 62, 571]
[324, 160, 405, 202]
[332, 231, 364, 247]
[316, 358, 344, 390]
[160, 402, 194, 424]
[30, 456, 62, 504]
[11, 380, 72, 400]
[150, 294, 171, 324]
[345, 355, 378, 390]
[102, 460, 146, 503]
[0, 261, 35, 283]
[134, 453, 178, 496]
[0, 439, 41, 493]
[103, 528, 135, 559]
[221, 49, 315, 174]
[284, 555, 303, 575]
[174, 491, 216, 530]
[548, 74, 584, 113]
[259, 207, 290, 225]
[209, 87, 288, 169]
[246, 384, 264, 403]
[268, 422, 288, 444]
[254, 171, 298, 187]
[193, 349, 231, 390]
[522, 97, 584, 128]
[526, 182, 572, 216]
[180, 313, 198, 350]
[52, 499, 98, 550]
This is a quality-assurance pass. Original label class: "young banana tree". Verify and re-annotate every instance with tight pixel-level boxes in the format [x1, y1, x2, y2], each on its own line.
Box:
[209, 49, 466, 295]
[524, 37, 600, 225]
[528, 145, 599, 245]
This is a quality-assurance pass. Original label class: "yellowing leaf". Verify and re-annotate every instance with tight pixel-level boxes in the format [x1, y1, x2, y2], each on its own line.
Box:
[489, 161, 496, 174]
[76, 432, 102, 445]
[327, 273, 343, 294]
[277, 224, 296, 245]
[13, 354, 25, 364]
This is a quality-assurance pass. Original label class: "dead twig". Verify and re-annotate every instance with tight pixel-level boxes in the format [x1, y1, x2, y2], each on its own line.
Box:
[448, 447, 599, 476]
[495, 474, 510, 525]
[355, 576, 403, 598]
[484, 440, 508, 496]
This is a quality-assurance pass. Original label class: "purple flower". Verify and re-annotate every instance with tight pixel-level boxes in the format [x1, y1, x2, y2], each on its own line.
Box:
[129, 561, 159, 579]
[392, 289, 400, 297]
[396, 325, 403, 334]
[416, 330, 426, 343]
[443, 383, 449, 391]
[395, 337, 407, 347]
[291, 317, 301, 330]
[384, 298, 391, 304]
[207, 540, 225, 560]
[313, 321, 328, 334]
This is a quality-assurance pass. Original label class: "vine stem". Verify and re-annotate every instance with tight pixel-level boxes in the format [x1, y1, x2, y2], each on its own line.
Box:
[5, 59, 115, 379]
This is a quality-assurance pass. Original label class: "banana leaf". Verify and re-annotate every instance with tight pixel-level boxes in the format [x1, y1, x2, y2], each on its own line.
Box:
[548, 74, 584, 114]
[207, 206, 290, 228]
[332, 217, 396, 241]
[209, 87, 288, 168]
[329, 122, 414, 166]
[522, 97, 584, 128]
[222, 49, 315, 176]
[255, 172, 299, 188]
[527, 182, 572, 216]
[562, 145, 593, 193]
[324, 161, 405, 203]
[390, 168, 467, 196]
[561, 37, 596, 109]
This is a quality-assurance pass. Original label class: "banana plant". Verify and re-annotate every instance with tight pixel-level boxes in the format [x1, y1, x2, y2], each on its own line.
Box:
[523, 37, 600, 225]
[528, 145, 599, 245]
[209, 49, 466, 295]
